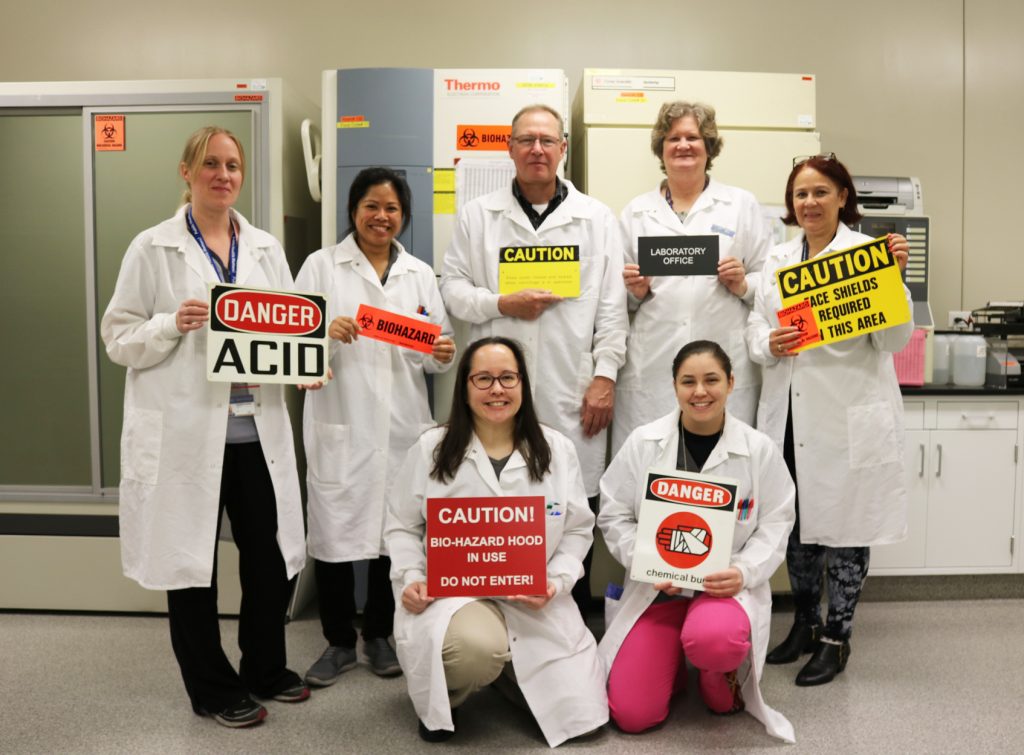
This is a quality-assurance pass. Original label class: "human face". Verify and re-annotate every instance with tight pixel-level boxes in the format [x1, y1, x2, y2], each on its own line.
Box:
[352, 182, 402, 256]
[791, 167, 848, 239]
[674, 351, 734, 434]
[467, 344, 523, 430]
[180, 133, 243, 214]
[662, 115, 707, 175]
[508, 110, 565, 191]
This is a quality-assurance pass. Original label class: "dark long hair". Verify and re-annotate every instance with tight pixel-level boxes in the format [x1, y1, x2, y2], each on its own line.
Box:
[345, 166, 413, 236]
[430, 337, 551, 483]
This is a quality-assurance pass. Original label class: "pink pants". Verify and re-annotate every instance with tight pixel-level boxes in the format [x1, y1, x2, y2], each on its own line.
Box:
[607, 593, 751, 733]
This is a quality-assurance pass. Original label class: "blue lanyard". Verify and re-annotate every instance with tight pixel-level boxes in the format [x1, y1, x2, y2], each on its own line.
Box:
[186, 206, 238, 283]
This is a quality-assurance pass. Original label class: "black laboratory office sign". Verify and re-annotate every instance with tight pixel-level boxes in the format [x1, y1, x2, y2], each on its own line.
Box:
[637, 235, 719, 276]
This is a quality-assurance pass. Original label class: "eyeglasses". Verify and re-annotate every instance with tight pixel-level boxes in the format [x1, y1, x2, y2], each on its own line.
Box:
[510, 135, 562, 150]
[792, 152, 836, 167]
[468, 372, 521, 390]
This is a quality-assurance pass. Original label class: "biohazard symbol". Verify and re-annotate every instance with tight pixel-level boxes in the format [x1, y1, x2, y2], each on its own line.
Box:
[655, 511, 713, 569]
[101, 123, 117, 141]
[358, 314, 374, 330]
[458, 128, 479, 149]
[791, 315, 807, 332]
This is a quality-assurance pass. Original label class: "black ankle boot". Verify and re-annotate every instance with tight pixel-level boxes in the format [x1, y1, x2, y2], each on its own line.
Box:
[766, 621, 821, 664]
[795, 639, 850, 686]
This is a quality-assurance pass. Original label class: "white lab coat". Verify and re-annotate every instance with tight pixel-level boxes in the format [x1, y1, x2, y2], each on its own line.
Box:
[296, 234, 454, 562]
[745, 223, 913, 546]
[598, 411, 795, 743]
[385, 426, 609, 747]
[440, 181, 629, 495]
[100, 206, 305, 590]
[613, 181, 770, 454]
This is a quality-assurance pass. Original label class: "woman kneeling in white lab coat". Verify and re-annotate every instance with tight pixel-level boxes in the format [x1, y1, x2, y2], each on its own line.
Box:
[385, 336, 608, 746]
[599, 340, 796, 742]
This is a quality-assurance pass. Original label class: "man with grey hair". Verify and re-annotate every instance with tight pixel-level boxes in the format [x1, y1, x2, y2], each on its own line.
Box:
[441, 104, 628, 615]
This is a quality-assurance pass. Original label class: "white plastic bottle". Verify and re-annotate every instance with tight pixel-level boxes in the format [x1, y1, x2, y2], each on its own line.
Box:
[952, 335, 987, 387]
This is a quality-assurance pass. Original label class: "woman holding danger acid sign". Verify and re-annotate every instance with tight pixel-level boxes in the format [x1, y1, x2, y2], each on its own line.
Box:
[296, 167, 455, 686]
[385, 336, 607, 745]
[745, 153, 912, 686]
[101, 126, 310, 728]
[599, 340, 796, 741]
[614, 101, 772, 456]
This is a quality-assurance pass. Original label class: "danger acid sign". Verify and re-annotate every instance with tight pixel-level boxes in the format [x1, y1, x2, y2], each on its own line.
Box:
[630, 468, 738, 591]
[206, 284, 328, 384]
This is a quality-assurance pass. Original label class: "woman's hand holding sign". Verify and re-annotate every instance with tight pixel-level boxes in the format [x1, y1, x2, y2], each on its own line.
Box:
[887, 233, 909, 272]
[175, 299, 209, 334]
[507, 581, 557, 610]
[702, 567, 744, 598]
[402, 581, 434, 614]
[328, 315, 360, 344]
[622, 263, 651, 299]
[768, 326, 802, 358]
[717, 256, 747, 297]
[432, 336, 457, 364]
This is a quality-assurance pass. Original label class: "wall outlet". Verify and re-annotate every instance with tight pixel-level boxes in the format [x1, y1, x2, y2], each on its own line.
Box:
[948, 310, 972, 327]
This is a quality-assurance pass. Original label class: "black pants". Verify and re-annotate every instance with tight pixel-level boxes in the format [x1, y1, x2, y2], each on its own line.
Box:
[571, 494, 600, 617]
[167, 442, 300, 714]
[783, 398, 869, 642]
[313, 556, 395, 647]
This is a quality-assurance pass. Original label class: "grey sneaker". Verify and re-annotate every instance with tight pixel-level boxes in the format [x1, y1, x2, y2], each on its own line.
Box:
[365, 637, 402, 677]
[304, 645, 357, 687]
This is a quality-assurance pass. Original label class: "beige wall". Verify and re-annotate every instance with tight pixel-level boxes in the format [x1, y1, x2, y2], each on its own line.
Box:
[1, 0, 1016, 321]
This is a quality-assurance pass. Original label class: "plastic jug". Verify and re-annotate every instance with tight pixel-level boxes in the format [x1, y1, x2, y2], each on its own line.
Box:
[951, 335, 987, 387]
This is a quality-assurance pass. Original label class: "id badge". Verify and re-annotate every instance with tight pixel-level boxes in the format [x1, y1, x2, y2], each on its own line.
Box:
[229, 384, 261, 417]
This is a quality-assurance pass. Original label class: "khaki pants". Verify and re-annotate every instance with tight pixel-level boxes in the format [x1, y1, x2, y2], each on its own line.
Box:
[442, 599, 525, 708]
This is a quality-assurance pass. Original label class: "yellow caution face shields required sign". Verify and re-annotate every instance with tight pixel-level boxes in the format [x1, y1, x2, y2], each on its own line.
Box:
[775, 236, 911, 351]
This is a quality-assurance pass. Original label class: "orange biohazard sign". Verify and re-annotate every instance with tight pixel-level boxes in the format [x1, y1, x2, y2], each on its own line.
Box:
[455, 125, 512, 151]
[94, 115, 125, 152]
[776, 299, 822, 350]
[355, 304, 441, 354]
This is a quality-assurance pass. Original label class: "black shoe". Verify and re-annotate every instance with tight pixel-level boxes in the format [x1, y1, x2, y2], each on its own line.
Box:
[418, 708, 457, 742]
[202, 697, 267, 728]
[418, 720, 455, 742]
[766, 621, 821, 664]
[795, 639, 850, 686]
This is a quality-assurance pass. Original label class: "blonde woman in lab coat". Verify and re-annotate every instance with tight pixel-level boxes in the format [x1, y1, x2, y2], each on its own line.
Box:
[599, 340, 796, 742]
[746, 153, 912, 686]
[385, 336, 608, 746]
[614, 101, 770, 455]
[297, 167, 456, 685]
[101, 126, 309, 728]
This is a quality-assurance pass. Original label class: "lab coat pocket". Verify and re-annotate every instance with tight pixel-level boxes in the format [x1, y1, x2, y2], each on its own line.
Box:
[121, 407, 162, 485]
[847, 402, 899, 469]
[310, 421, 350, 485]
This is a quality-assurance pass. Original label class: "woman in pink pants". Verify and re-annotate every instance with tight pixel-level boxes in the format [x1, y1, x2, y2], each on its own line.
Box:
[598, 340, 796, 742]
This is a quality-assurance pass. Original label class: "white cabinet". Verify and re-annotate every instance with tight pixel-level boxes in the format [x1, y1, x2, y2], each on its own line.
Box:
[872, 397, 1020, 575]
